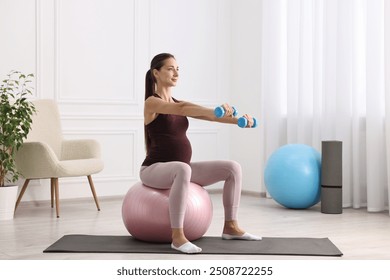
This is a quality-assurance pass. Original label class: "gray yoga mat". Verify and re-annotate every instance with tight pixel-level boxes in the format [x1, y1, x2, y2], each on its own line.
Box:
[43, 235, 343, 256]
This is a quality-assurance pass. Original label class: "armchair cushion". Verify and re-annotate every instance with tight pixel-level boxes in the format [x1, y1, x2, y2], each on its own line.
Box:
[61, 139, 101, 160]
[57, 158, 104, 177]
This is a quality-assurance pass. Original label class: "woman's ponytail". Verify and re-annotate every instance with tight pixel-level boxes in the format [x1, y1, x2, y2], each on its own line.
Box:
[145, 69, 154, 101]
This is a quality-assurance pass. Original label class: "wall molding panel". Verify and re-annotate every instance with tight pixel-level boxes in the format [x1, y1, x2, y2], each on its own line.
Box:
[0, 0, 38, 92]
[54, 0, 138, 106]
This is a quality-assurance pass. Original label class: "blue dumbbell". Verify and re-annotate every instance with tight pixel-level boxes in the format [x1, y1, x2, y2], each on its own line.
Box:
[214, 106, 238, 118]
[238, 116, 257, 128]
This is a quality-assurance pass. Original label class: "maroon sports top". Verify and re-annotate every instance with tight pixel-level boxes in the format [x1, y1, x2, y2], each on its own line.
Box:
[142, 95, 192, 166]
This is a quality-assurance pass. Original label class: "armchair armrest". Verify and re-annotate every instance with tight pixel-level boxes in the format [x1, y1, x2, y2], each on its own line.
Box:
[15, 142, 59, 179]
[61, 139, 101, 160]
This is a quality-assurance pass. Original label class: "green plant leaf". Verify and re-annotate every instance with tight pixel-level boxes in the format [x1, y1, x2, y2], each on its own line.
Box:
[0, 70, 36, 187]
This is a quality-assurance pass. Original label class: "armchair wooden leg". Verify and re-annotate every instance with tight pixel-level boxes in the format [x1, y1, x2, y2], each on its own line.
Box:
[87, 175, 100, 211]
[53, 178, 60, 218]
[14, 179, 30, 211]
[50, 178, 55, 208]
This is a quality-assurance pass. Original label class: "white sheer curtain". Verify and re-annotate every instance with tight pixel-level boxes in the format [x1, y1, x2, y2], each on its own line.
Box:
[260, 0, 390, 213]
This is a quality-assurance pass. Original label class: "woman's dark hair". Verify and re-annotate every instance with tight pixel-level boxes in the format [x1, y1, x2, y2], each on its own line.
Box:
[145, 53, 176, 101]
[144, 53, 175, 154]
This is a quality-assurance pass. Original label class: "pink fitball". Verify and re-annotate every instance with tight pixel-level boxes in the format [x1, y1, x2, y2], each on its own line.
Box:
[122, 182, 213, 243]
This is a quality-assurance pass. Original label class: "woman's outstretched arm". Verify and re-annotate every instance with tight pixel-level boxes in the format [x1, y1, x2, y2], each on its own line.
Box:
[145, 96, 238, 125]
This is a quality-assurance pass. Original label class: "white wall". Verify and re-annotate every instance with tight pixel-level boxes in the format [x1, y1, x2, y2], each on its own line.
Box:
[230, 0, 264, 193]
[0, 0, 236, 201]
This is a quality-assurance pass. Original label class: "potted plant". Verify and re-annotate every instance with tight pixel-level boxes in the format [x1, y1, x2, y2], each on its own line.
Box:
[0, 70, 35, 220]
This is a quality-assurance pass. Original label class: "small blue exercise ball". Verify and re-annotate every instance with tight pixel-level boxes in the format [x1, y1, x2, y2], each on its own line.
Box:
[264, 144, 321, 209]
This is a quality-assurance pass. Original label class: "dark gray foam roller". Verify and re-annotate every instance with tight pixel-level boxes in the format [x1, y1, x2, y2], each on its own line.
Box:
[321, 141, 342, 187]
[321, 141, 342, 214]
[321, 188, 342, 214]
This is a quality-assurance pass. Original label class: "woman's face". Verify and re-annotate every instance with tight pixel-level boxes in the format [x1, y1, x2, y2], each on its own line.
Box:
[153, 57, 179, 87]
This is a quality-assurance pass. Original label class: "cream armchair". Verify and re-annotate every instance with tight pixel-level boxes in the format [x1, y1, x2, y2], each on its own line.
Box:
[14, 99, 104, 218]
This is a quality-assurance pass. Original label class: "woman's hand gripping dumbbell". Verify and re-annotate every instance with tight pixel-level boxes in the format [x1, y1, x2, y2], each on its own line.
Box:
[214, 105, 257, 128]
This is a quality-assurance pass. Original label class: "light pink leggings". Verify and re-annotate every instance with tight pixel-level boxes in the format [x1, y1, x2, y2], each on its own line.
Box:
[140, 160, 242, 228]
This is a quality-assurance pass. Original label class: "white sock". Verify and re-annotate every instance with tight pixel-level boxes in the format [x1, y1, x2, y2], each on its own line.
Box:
[171, 242, 202, 254]
[222, 232, 262, 241]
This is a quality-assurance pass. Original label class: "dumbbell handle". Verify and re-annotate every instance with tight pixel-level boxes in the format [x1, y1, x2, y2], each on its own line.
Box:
[214, 106, 238, 118]
[238, 117, 257, 128]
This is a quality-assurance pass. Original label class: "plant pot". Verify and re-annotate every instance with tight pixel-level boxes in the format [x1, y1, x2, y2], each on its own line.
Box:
[0, 185, 18, 220]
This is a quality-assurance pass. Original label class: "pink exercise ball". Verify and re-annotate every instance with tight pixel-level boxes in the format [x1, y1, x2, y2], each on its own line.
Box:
[122, 181, 213, 243]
